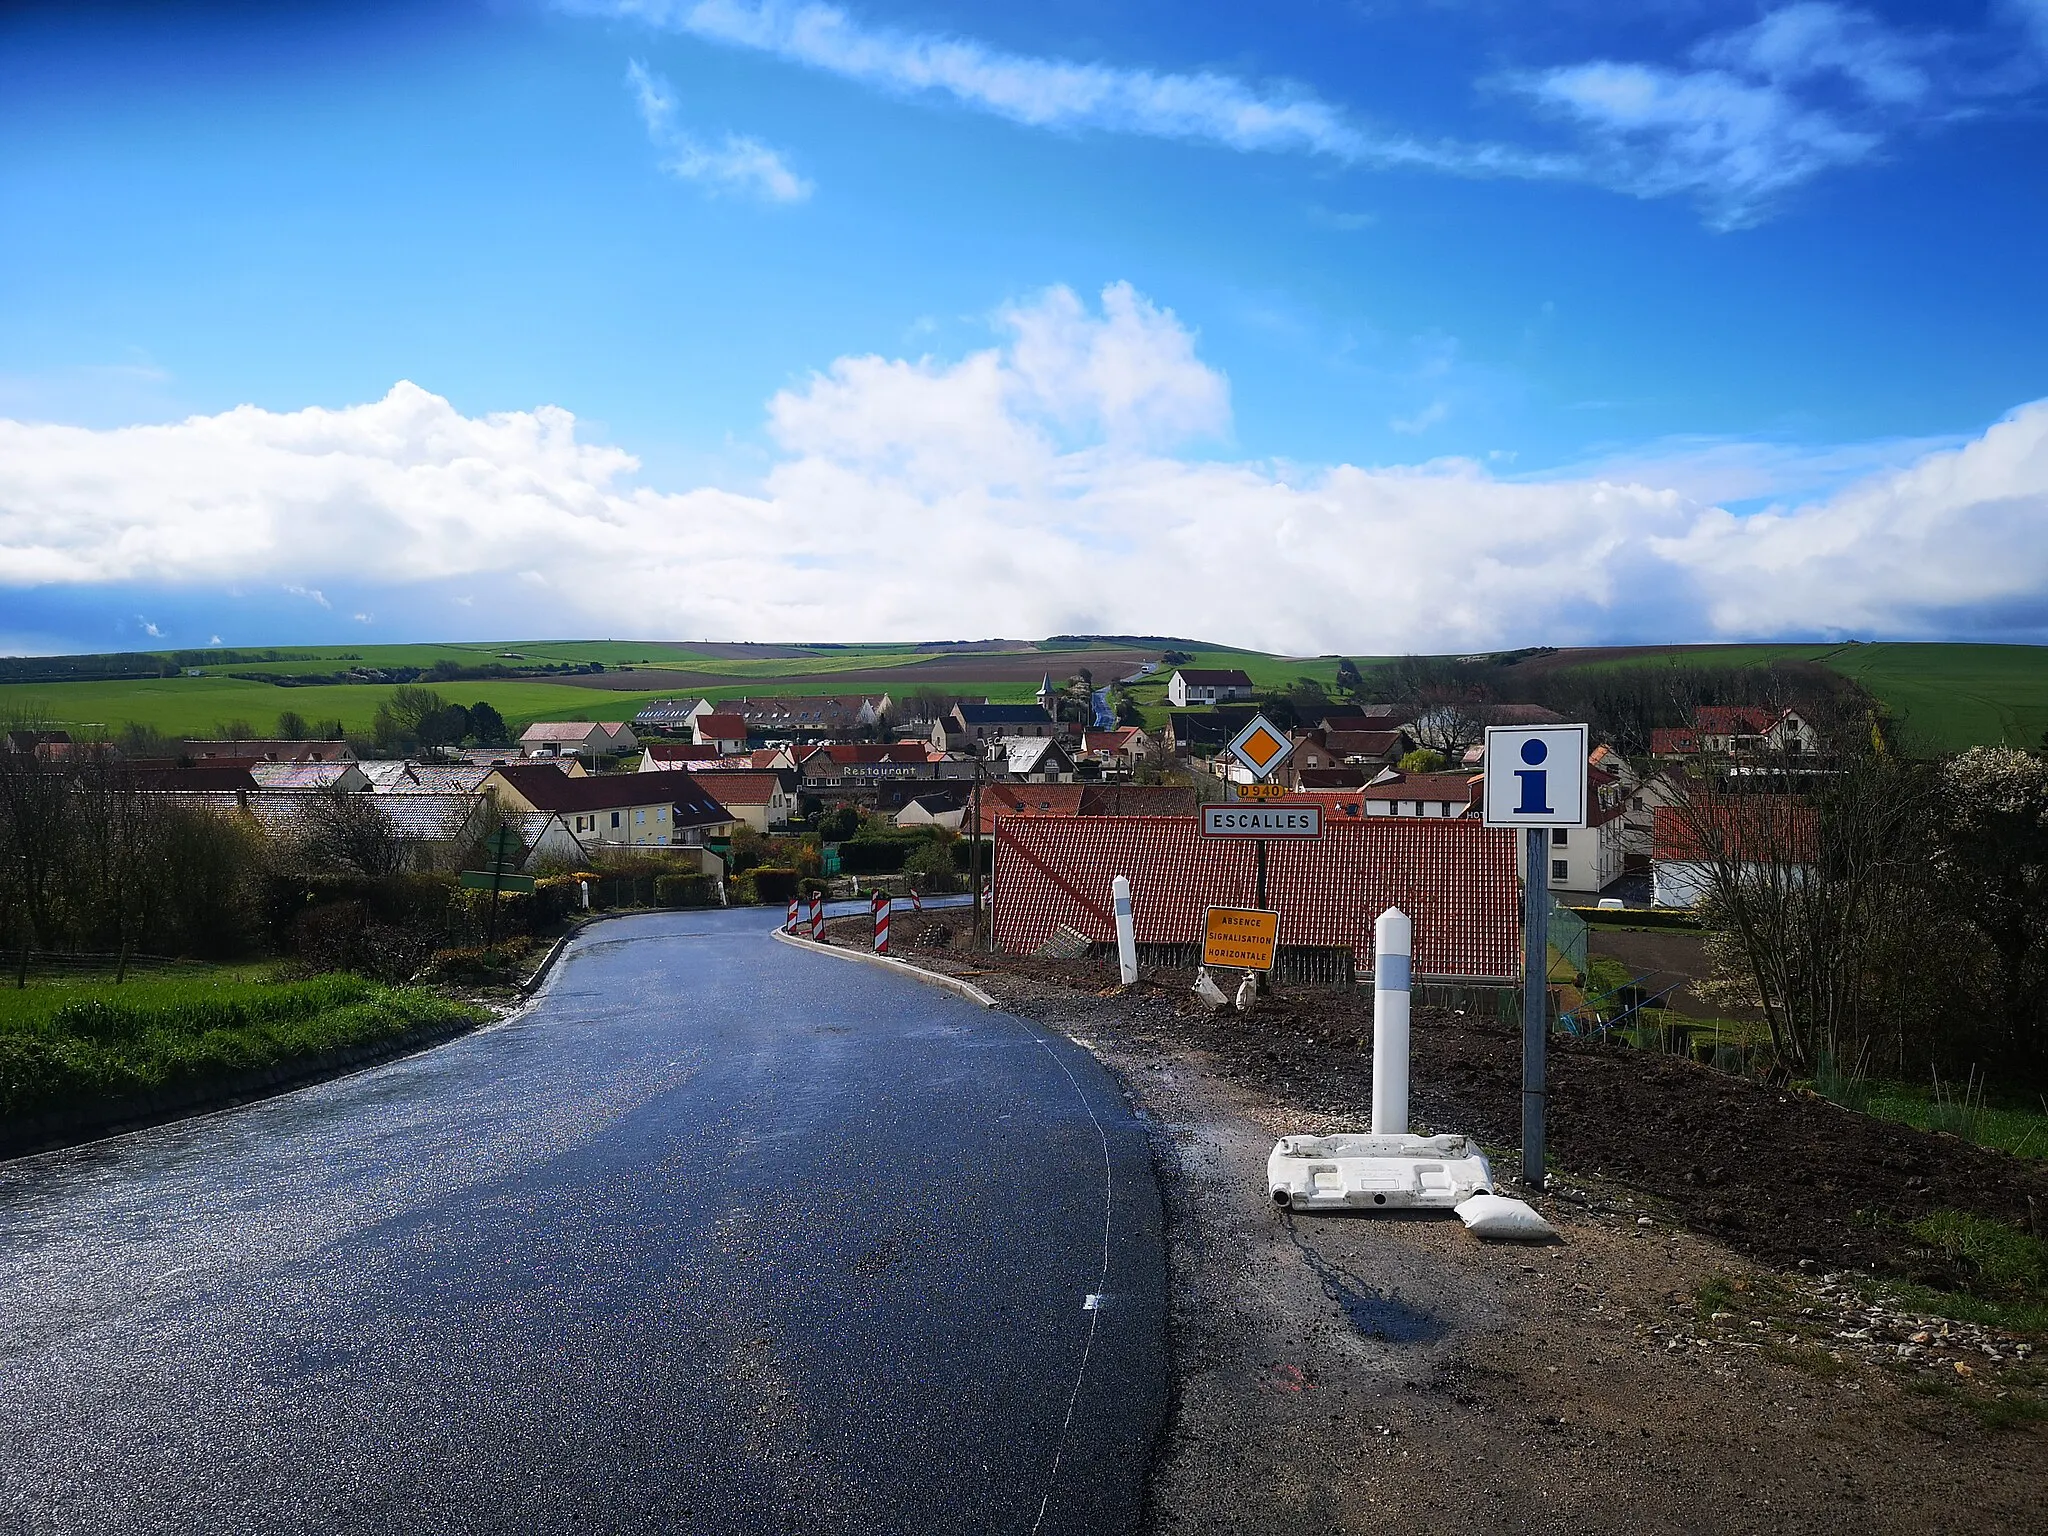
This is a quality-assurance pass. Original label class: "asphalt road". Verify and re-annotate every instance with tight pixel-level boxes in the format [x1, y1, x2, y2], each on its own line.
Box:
[0, 910, 1166, 1535]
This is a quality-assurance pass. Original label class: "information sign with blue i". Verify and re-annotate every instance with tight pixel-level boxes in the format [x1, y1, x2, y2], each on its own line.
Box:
[1480, 721, 1589, 1197]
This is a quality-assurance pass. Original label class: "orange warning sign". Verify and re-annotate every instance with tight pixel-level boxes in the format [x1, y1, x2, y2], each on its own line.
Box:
[1202, 906, 1280, 971]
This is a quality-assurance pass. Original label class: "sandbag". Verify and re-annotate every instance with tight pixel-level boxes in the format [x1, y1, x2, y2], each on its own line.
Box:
[1455, 1193, 1558, 1241]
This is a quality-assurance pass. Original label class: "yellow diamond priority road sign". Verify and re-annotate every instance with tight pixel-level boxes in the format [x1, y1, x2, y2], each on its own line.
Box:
[1225, 713, 1293, 781]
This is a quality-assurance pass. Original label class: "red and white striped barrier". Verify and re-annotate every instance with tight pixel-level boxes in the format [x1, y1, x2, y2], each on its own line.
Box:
[809, 891, 824, 939]
[909, 886, 923, 915]
[872, 890, 891, 955]
[786, 897, 799, 932]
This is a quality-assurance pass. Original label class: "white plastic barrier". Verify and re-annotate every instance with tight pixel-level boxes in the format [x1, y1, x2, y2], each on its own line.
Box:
[1267, 1132, 1493, 1212]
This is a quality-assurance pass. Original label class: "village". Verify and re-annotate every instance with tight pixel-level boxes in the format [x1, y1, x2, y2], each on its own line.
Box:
[4, 666, 1821, 920]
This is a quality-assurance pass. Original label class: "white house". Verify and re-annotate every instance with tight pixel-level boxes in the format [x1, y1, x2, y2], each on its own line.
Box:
[1651, 799, 1817, 908]
[1508, 762, 1629, 897]
[996, 736, 1075, 783]
[1167, 668, 1256, 707]
[691, 713, 750, 753]
[1360, 770, 1478, 819]
[895, 791, 967, 831]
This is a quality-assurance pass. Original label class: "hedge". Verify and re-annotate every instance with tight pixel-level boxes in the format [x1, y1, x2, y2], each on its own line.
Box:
[654, 873, 716, 907]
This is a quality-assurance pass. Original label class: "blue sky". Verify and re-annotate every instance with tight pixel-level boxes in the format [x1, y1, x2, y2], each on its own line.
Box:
[4, 0, 2048, 653]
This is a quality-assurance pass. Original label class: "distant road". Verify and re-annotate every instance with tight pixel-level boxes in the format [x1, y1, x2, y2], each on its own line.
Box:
[0, 910, 1166, 1534]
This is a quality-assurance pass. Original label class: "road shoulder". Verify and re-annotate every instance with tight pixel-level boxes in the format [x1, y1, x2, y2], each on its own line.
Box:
[816, 921, 2045, 1535]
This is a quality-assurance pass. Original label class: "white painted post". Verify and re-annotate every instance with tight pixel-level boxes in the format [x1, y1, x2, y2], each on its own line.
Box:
[578, 880, 589, 911]
[1112, 875, 1138, 986]
[1371, 907, 1413, 1136]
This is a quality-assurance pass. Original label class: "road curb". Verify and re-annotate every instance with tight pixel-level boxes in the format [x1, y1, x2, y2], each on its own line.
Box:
[770, 927, 1000, 1009]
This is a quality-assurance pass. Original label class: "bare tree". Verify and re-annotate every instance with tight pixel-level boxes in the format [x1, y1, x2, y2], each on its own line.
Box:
[297, 791, 409, 878]
[1671, 739, 1936, 1073]
[1380, 656, 1492, 764]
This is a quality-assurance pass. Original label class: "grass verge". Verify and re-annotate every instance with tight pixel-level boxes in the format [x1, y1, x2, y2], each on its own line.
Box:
[0, 970, 486, 1125]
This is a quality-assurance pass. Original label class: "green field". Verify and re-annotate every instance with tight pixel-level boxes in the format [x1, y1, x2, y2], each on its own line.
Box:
[0, 968, 484, 1123]
[1553, 641, 2047, 752]
[0, 637, 2039, 750]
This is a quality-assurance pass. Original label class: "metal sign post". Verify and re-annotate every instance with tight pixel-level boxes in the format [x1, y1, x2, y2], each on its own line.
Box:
[1209, 716, 1305, 990]
[460, 827, 532, 949]
[1521, 826, 1549, 1188]
[1481, 723, 1588, 1193]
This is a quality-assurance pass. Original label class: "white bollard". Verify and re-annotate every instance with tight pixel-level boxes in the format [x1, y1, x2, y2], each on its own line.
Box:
[578, 880, 589, 911]
[1371, 907, 1413, 1136]
[1112, 875, 1138, 986]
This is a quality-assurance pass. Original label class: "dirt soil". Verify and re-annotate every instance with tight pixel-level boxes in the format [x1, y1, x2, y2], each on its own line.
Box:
[815, 914, 2048, 1533]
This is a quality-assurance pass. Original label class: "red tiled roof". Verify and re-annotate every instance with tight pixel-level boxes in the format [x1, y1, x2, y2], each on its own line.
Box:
[1693, 705, 1785, 736]
[993, 816, 1520, 979]
[1080, 728, 1143, 753]
[1365, 772, 1481, 806]
[697, 713, 749, 738]
[684, 771, 784, 807]
[1652, 799, 1817, 863]
[977, 782, 1088, 832]
[1077, 784, 1196, 816]
[1649, 727, 1700, 756]
[644, 743, 720, 762]
[1174, 668, 1254, 686]
[809, 742, 928, 764]
[1322, 729, 1408, 759]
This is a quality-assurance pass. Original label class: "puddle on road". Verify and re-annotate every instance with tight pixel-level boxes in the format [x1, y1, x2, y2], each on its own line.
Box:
[1285, 1221, 1448, 1344]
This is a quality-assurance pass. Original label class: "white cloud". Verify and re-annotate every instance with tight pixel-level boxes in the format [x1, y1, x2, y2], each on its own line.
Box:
[1695, 3, 1934, 106]
[627, 59, 812, 202]
[1510, 57, 1881, 229]
[596, 0, 1568, 180]
[137, 617, 164, 639]
[284, 583, 331, 608]
[1506, 3, 2048, 227]
[1390, 399, 1451, 436]
[5, 283, 2048, 650]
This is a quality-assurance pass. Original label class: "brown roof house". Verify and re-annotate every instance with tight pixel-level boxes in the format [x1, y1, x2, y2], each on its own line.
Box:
[484, 765, 733, 869]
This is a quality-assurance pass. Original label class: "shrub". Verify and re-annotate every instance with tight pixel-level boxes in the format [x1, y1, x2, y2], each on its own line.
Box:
[292, 902, 434, 984]
[654, 873, 714, 907]
[836, 841, 911, 875]
[748, 867, 801, 904]
[901, 841, 960, 892]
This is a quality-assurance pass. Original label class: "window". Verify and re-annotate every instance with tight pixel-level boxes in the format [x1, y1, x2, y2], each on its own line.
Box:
[1552, 827, 1569, 846]
[657, 807, 666, 820]
[1552, 859, 1569, 882]
[610, 811, 621, 829]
